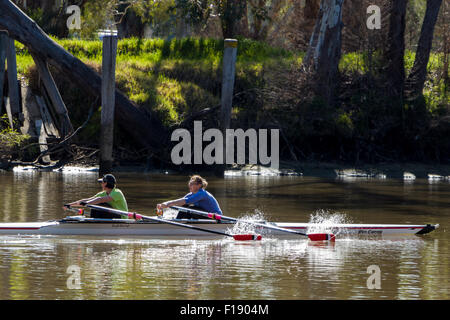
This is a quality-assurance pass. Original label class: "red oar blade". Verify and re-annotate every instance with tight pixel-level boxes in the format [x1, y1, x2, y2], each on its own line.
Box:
[232, 234, 262, 241]
[308, 233, 336, 242]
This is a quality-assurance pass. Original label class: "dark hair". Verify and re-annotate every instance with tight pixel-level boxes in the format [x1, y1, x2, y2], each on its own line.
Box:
[105, 181, 115, 189]
[190, 175, 208, 189]
[99, 174, 116, 189]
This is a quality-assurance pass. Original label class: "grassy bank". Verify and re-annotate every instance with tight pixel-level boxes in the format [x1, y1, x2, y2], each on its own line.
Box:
[16, 37, 298, 141]
[9, 37, 450, 165]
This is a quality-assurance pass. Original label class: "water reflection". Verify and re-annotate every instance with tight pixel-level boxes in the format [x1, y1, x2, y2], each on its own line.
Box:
[0, 235, 444, 299]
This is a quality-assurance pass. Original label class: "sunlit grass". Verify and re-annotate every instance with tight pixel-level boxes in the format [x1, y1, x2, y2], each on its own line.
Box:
[14, 37, 447, 129]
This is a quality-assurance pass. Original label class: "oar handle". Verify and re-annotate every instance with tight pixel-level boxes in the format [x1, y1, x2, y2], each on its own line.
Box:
[64, 206, 85, 215]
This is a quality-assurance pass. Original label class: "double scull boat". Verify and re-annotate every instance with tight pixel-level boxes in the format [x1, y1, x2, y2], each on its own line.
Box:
[0, 215, 439, 238]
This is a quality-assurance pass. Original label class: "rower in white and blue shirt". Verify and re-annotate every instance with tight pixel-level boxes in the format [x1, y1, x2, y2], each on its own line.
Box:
[183, 188, 222, 215]
[157, 175, 222, 219]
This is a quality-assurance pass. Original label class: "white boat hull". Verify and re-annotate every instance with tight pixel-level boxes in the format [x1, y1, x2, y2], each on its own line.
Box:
[0, 216, 439, 238]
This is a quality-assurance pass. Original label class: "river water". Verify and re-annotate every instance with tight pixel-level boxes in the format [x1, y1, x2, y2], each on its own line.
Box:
[0, 170, 448, 300]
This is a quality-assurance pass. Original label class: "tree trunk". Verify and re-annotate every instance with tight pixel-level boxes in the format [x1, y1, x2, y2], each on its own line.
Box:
[257, 0, 285, 41]
[220, 0, 246, 38]
[0, 0, 166, 152]
[302, 0, 345, 106]
[405, 0, 443, 99]
[383, 0, 408, 99]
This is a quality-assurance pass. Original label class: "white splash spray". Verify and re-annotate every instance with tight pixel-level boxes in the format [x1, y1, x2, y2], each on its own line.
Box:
[227, 209, 267, 236]
[306, 209, 352, 236]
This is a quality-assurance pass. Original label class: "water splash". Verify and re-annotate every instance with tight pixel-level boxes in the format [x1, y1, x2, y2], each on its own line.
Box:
[307, 209, 352, 236]
[163, 208, 179, 219]
[227, 209, 267, 236]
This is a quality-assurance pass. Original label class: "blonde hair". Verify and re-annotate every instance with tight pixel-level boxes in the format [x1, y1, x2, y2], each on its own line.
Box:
[189, 175, 208, 189]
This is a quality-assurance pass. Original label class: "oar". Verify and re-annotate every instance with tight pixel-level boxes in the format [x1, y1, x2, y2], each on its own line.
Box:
[171, 206, 335, 242]
[67, 204, 261, 241]
[63, 205, 85, 216]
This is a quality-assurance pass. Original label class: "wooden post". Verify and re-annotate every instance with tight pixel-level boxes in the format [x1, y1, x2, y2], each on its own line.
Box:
[35, 119, 51, 164]
[4, 97, 13, 128]
[220, 39, 238, 132]
[0, 31, 6, 115]
[6, 36, 20, 123]
[100, 33, 118, 174]
[35, 95, 59, 137]
[31, 53, 73, 137]
[217, 38, 237, 176]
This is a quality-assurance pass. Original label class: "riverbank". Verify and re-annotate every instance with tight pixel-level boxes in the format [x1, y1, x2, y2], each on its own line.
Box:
[3, 158, 450, 181]
[2, 37, 449, 170]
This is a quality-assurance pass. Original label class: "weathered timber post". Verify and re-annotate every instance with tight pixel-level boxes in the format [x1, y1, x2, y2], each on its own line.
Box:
[99, 33, 118, 175]
[31, 53, 74, 137]
[217, 38, 237, 176]
[220, 39, 238, 132]
[0, 31, 7, 115]
[6, 36, 20, 126]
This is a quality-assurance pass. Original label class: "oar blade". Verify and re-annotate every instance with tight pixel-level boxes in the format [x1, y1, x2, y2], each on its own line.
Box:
[233, 234, 262, 241]
[308, 233, 336, 242]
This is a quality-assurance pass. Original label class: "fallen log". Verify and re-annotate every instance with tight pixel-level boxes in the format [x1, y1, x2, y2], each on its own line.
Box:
[0, 0, 167, 152]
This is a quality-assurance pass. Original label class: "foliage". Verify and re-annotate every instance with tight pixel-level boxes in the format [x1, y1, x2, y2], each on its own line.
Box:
[80, 0, 117, 39]
[0, 116, 30, 158]
[131, 0, 178, 36]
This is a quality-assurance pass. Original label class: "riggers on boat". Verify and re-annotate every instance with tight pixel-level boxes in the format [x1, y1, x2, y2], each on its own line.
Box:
[0, 215, 439, 238]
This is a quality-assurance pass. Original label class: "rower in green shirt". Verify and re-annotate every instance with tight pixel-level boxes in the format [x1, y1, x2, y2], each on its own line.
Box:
[64, 174, 128, 218]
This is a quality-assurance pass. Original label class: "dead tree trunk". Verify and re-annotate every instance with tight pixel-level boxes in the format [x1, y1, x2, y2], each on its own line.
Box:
[405, 0, 443, 100]
[302, 0, 345, 106]
[383, 0, 408, 100]
[0, 0, 166, 152]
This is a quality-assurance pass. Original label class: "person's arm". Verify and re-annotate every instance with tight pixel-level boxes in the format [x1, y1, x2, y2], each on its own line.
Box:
[63, 195, 111, 210]
[157, 198, 186, 210]
[158, 191, 207, 210]
[84, 196, 113, 205]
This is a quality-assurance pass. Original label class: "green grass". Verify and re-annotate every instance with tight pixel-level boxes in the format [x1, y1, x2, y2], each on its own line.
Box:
[16, 37, 294, 64]
[16, 38, 448, 122]
[16, 37, 298, 128]
[339, 49, 448, 75]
